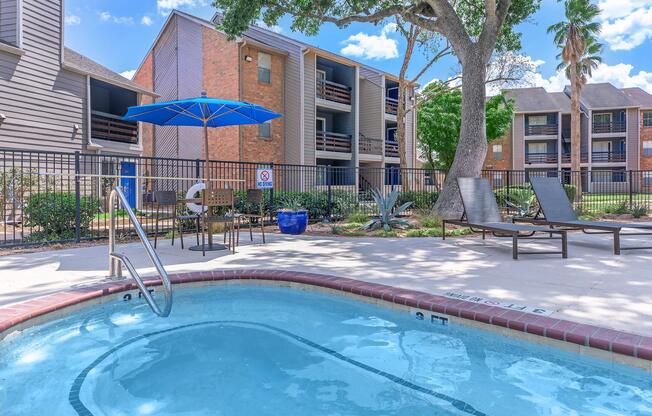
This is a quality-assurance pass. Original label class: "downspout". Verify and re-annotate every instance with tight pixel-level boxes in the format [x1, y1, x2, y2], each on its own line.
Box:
[239, 41, 246, 162]
[300, 47, 308, 165]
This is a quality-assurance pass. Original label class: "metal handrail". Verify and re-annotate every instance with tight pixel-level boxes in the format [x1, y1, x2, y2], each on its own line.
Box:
[109, 186, 173, 317]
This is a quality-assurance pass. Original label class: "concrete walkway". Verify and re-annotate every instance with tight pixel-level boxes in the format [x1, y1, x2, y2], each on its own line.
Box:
[1, 230, 651, 337]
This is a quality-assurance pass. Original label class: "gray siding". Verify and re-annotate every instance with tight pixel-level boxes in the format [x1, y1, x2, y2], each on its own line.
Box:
[243, 26, 304, 165]
[627, 108, 639, 170]
[0, 0, 17, 45]
[303, 52, 315, 164]
[176, 16, 203, 160]
[0, 0, 87, 152]
[358, 69, 382, 141]
[512, 114, 525, 169]
[152, 15, 179, 159]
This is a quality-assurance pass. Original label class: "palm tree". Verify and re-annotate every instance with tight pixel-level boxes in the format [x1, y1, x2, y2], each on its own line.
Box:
[548, 0, 602, 198]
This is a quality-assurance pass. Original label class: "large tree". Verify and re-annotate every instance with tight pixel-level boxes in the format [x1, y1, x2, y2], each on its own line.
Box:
[215, 0, 540, 217]
[418, 85, 514, 170]
[548, 0, 602, 198]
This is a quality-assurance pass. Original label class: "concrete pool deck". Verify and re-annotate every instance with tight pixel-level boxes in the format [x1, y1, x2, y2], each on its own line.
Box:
[0, 230, 651, 338]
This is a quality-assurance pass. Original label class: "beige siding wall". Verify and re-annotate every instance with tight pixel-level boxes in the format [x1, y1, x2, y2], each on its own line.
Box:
[0, 0, 87, 152]
[303, 52, 316, 165]
[627, 107, 639, 170]
[152, 16, 179, 159]
[358, 72, 382, 141]
[512, 114, 525, 170]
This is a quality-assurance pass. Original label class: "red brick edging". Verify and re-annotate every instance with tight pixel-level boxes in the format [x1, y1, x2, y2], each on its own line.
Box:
[1, 269, 651, 362]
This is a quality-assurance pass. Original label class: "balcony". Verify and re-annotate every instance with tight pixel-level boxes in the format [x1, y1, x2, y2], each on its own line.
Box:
[525, 152, 558, 164]
[385, 141, 399, 158]
[316, 131, 352, 153]
[561, 152, 589, 164]
[592, 121, 626, 134]
[316, 78, 351, 105]
[525, 124, 558, 136]
[592, 151, 626, 163]
[91, 111, 138, 144]
[385, 97, 398, 115]
[359, 135, 383, 155]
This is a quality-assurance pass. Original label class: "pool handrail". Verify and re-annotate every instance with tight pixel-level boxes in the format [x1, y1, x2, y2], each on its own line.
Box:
[109, 186, 173, 317]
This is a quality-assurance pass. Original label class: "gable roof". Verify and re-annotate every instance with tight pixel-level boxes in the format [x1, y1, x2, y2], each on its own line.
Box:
[63, 47, 156, 96]
[623, 87, 652, 109]
[549, 92, 571, 113]
[503, 87, 560, 113]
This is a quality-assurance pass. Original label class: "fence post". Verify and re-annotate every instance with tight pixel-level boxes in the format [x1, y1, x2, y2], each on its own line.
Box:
[629, 170, 633, 210]
[327, 165, 332, 220]
[269, 162, 275, 212]
[194, 159, 201, 180]
[74, 151, 81, 243]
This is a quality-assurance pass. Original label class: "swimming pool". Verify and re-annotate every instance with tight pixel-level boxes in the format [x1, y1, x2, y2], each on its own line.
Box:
[1, 283, 651, 415]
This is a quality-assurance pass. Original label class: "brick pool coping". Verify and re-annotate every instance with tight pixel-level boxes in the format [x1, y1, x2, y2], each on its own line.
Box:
[1, 269, 651, 363]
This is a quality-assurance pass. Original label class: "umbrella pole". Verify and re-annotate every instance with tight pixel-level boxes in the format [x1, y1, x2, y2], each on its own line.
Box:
[203, 122, 213, 248]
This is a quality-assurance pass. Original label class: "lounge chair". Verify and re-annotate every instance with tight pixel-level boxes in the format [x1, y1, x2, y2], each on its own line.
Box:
[528, 176, 652, 255]
[442, 177, 568, 260]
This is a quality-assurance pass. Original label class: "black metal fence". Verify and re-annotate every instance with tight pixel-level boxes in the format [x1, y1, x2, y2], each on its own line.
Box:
[2, 148, 652, 248]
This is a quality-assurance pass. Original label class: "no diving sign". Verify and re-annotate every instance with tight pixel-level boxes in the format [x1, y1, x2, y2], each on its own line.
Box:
[256, 168, 273, 189]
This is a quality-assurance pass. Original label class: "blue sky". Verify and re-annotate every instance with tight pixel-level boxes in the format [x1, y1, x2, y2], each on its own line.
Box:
[64, 0, 652, 93]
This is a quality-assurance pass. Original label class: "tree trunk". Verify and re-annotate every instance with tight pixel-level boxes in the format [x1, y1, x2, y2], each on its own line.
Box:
[433, 53, 488, 219]
[569, 65, 583, 200]
[396, 78, 409, 190]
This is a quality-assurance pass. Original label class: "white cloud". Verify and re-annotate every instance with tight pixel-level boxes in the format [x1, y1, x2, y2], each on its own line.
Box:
[120, 69, 137, 80]
[156, 0, 208, 15]
[256, 20, 282, 34]
[526, 58, 652, 93]
[340, 23, 399, 60]
[99, 11, 134, 25]
[65, 15, 81, 26]
[141, 16, 154, 26]
[598, 0, 652, 50]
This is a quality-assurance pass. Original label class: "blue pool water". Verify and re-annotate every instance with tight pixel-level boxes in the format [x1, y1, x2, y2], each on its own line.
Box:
[0, 284, 651, 415]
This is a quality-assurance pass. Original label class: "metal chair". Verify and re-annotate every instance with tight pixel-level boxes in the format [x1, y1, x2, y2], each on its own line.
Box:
[231, 189, 266, 245]
[202, 188, 236, 256]
[152, 190, 200, 249]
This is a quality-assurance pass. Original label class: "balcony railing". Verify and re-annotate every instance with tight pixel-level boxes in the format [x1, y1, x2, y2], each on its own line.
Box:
[385, 97, 398, 115]
[385, 141, 399, 158]
[359, 135, 383, 155]
[316, 131, 352, 153]
[525, 124, 558, 136]
[316, 78, 351, 105]
[561, 152, 589, 163]
[592, 151, 626, 163]
[525, 152, 558, 164]
[91, 111, 138, 144]
[592, 121, 626, 134]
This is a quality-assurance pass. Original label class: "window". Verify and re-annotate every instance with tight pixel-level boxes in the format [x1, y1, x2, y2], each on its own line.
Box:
[593, 113, 611, 125]
[528, 115, 548, 126]
[492, 144, 503, 161]
[258, 121, 271, 138]
[316, 117, 326, 132]
[527, 142, 547, 154]
[644, 141, 652, 157]
[644, 172, 652, 186]
[644, 111, 652, 127]
[257, 52, 271, 84]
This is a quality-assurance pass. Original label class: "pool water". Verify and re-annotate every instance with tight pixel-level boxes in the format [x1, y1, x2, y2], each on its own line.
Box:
[0, 285, 651, 415]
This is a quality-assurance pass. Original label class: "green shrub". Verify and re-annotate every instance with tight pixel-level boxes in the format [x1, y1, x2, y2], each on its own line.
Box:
[396, 190, 439, 210]
[24, 192, 100, 241]
[494, 183, 576, 209]
[419, 216, 441, 228]
[631, 205, 647, 218]
[603, 202, 629, 215]
[347, 210, 368, 224]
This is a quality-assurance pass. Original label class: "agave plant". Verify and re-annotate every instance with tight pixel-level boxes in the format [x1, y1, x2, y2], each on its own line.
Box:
[363, 189, 412, 231]
[506, 188, 537, 217]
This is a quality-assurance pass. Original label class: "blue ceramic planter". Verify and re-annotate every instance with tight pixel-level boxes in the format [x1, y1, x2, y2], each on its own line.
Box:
[277, 210, 308, 235]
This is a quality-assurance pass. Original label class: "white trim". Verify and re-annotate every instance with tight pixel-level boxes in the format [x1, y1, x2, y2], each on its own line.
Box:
[315, 69, 326, 81]
[16, 0, 23, 48]
[85, 75, 102, 151]
[60, 0, 65, 64]
[315, 117, 326, 131]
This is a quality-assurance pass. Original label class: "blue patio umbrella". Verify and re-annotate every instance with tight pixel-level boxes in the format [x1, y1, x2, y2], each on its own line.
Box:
[123, 92, 282, 183]
[123, 93, 282, 252]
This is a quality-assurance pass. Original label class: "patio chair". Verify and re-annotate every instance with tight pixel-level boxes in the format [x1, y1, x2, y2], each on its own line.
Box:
[202, 188, 236, 256]
[528, 177, 652, 254]
[152, 191, 200, 249]
[230, 189, 266, 245]
[442, 177, 568, 259]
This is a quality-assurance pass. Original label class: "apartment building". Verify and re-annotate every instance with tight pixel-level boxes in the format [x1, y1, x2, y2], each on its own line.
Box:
[133, 10, 416, 189]
[484, 83, 652, 190]
[0, 0, 155, 156]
